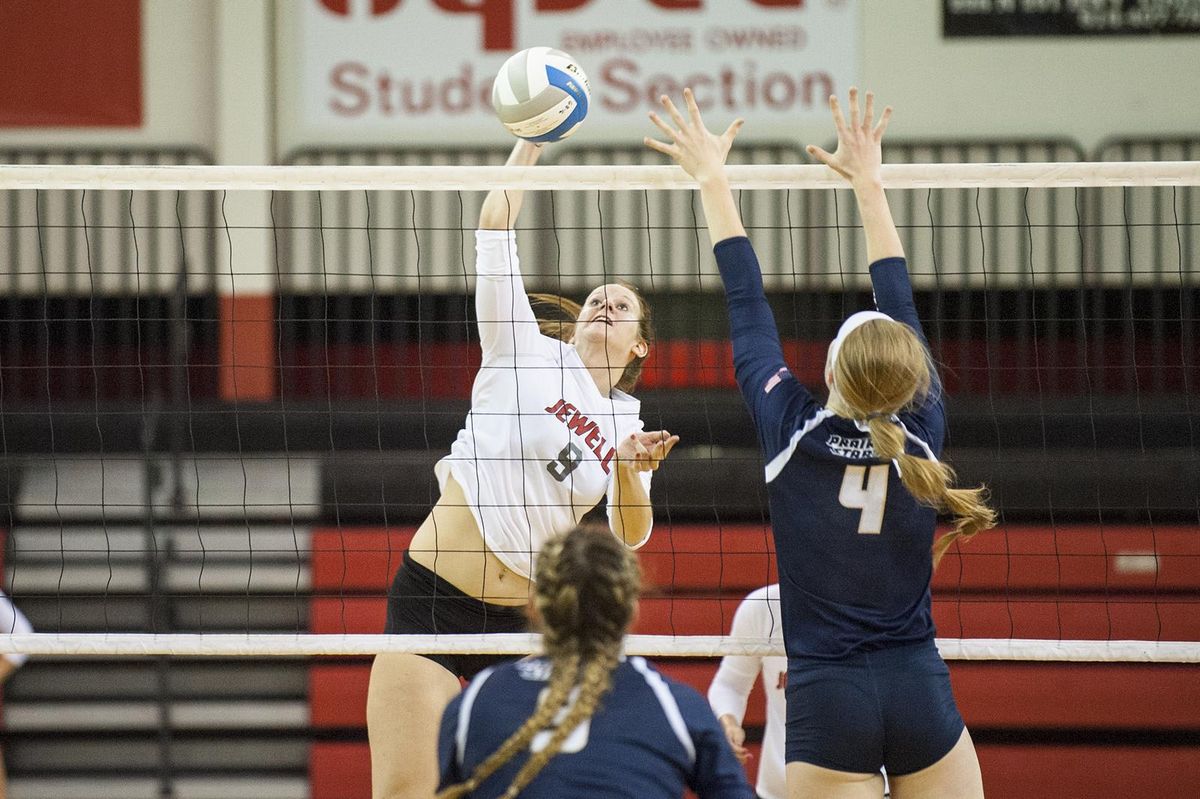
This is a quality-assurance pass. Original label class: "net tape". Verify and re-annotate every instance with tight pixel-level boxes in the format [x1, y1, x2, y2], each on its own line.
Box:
[2, 161, 1200, 191]
[2, 635, 1198, 661]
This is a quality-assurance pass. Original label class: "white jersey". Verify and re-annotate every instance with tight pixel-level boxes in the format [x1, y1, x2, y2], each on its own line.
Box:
[1, 588, 33, 668]
[707, 584, 787, 799]
[434, 230, 653, 579]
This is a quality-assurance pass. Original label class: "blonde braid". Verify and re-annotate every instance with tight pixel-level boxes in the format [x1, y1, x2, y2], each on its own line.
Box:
[434, 654, 580, 799]
[440, 527, 639, 798]
[500, 651, 621, 799]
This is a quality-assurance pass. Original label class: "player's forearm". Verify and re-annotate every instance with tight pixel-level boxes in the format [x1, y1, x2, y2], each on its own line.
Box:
[707, 662, 756, 721]
[852, 178, 904, 263]
[714, 237, 789, 417]
[697, 175, 746, 244]
[610, 468, 653, 547]
[479, 141, 543, 230]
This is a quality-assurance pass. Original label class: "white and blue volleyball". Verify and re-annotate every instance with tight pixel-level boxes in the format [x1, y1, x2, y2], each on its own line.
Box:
[492, 47, 590, 143]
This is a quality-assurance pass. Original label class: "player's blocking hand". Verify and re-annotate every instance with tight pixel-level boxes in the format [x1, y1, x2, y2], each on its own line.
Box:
[805, 86, 892, 189]
[643, 88, 744, 185]
[617, 430, 680, 472]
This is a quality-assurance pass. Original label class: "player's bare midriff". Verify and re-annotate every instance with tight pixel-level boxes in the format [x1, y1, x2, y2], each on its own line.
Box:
[407, 474, 534, 606]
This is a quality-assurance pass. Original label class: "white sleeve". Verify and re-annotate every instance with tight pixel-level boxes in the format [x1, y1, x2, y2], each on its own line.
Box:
[706, 592, 763, 724]
[606, 419, 655, 550]
[1, 590, 33, 668]
[474, 229, 544, 361]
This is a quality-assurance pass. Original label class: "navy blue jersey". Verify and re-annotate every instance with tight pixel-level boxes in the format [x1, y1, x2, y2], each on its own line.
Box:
[438, 656, 754, 799]
[714, 236, 947, 660]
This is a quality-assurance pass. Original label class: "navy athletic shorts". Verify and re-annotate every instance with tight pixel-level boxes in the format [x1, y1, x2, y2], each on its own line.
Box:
[784, 639, 964, 776]
[384, 549, 528, 681]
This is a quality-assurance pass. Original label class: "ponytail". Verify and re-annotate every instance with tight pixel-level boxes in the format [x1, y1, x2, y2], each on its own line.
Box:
[865, 416, 996, 567]
[835, 320, 997, 566]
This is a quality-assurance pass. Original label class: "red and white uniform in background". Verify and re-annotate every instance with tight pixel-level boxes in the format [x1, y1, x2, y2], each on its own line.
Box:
[434, 230, 654, 579]
[1, 588, 33, 668]
[708, 584, 788, 799]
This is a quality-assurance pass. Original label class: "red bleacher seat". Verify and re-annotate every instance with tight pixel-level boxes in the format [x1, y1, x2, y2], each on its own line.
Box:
[309, 664, 371, 728]
[638, 524, 777, 594]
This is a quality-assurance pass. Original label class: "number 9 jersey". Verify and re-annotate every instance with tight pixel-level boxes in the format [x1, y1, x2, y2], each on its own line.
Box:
[714, 236, 947, 661]
[434, 230, 654, 581]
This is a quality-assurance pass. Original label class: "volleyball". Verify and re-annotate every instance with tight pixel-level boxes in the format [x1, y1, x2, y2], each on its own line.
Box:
[491, 47, 590, 143]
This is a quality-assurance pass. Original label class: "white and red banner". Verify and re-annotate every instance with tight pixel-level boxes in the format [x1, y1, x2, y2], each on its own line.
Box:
[288, 0, 858, 145]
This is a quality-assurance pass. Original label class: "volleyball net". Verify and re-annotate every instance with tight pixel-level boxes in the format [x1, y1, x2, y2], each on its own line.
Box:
[1, 151, 1198, 662]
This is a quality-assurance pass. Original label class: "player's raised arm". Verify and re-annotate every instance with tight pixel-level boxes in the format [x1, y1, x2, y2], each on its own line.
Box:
[478, 139, 543, 230]
[806, 88, 901, 263]
[645, 90, 815, 450]
[474, 140, 546, 360]
[808, 90, 935, 378]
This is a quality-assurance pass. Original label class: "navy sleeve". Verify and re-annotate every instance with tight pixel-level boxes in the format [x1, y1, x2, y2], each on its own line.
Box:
[670, 683, 755, 799]
[437, 693, 465, 791]
[715, 236, 819, 463]
[869, 257, 946, 451]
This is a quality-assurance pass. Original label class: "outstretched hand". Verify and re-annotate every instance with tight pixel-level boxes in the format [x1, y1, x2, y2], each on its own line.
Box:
[806, 87, 892, 188]
[617, 430, 680, 473]
[644, 88, 744, 184]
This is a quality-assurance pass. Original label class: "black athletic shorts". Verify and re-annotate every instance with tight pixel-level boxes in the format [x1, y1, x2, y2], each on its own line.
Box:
[384, 549, 529, 681]
[784, 639, 965, 776]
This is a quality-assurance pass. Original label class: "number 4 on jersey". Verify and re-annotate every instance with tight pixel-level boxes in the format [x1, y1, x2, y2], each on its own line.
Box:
[839, 464, 889, 534]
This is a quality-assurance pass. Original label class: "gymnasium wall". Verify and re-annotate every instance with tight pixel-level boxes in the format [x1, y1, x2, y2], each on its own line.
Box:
[0, 1, 1197, 157]
[0, 0, 214, 151]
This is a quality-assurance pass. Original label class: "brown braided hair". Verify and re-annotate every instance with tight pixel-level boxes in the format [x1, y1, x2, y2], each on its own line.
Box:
[831, 320, 996, 565]
[436, 527, 640, 798]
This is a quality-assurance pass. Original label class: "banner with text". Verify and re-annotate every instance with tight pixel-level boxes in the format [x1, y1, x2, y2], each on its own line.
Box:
[944, 0, 1200, 37]
[292, 0, 858, 146]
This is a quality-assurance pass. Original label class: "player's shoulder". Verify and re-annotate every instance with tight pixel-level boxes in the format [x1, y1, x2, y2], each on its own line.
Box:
[625, 657, 717, 725]
[462, 658, 549, 703]
[733, 584, 783, 637]
[741, 583, 780, 604]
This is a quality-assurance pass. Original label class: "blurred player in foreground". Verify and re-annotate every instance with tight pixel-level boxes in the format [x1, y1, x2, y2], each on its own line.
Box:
[436, 525, 754, 799]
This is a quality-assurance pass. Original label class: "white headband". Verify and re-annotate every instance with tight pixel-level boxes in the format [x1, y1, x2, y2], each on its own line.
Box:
[827, 310, 894, 372]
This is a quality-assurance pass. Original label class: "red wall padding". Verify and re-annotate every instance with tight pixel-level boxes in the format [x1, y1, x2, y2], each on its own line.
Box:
[309, 524, 1200, 799]
[310, 742, 371, 799]
[976, 744, 1200, 799]
[309, 739, 1200, 799]
[312, 524, 1200, 596]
